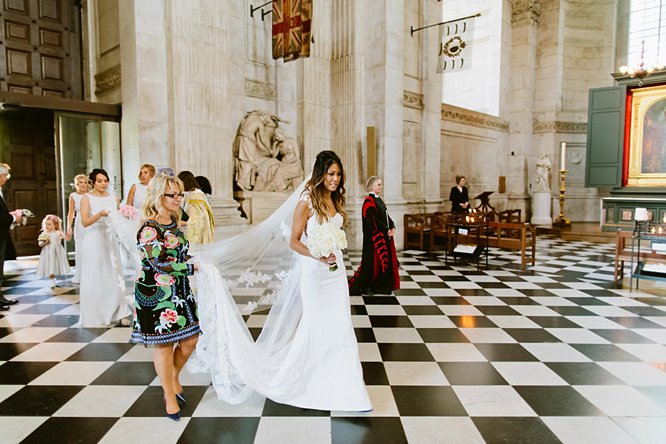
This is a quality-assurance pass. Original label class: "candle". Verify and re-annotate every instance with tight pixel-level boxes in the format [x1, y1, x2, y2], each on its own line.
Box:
[560, 142, 566, 170]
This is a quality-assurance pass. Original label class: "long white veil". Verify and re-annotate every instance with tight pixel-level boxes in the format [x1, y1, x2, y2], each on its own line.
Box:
[186, 176, 312, 404]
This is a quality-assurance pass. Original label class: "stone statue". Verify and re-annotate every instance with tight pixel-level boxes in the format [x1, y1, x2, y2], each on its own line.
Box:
[253, 129, 304, 192]
[233, 110, 302, 192]
[233, 110, 282, 191]
[535, 153, 552, 192]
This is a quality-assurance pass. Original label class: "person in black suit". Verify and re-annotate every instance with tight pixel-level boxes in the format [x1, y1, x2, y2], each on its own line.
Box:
[0, 163, 24, 310]
[449, 175, 470, 214]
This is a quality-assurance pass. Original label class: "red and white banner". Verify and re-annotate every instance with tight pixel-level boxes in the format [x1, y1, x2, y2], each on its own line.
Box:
[272, 0, 312, 62]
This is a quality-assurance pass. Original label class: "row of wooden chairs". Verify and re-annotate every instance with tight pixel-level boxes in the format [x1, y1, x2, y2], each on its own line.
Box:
[404, 210, 522, 251]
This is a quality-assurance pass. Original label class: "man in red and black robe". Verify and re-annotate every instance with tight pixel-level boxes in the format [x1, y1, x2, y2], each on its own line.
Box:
[349, 178, 400, 295]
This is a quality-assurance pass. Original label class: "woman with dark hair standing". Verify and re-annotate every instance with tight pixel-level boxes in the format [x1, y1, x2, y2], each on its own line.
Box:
[78, 169, 131, 327]
[349, 176, 400, 295]
[450, 174, 470, 214]
[195, 175, 212, 195]
[284, 150, 371, 411]
[177, 171, 214, 244]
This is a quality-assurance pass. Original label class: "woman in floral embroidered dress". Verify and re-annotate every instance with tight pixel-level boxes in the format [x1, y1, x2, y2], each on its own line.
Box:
[131, 173, 200, 422]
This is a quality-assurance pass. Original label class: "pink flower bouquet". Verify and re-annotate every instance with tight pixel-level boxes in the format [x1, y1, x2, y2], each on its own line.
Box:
[119, 205, 138, 220]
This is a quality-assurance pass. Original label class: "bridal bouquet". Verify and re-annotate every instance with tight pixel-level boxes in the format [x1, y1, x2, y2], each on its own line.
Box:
[118, 204, 138, 220]
[306, 222, 347, 271]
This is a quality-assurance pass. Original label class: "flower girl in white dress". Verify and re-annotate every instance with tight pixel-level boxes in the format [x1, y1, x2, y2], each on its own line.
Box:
[36, 215, 71, 288]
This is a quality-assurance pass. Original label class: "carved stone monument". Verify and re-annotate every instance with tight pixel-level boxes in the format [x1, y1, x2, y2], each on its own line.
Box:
[531, 153, 553, 227]
[233, 110, 304, 223]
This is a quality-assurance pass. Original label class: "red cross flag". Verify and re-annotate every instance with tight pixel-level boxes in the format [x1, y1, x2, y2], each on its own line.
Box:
[272, 0, 312, 62]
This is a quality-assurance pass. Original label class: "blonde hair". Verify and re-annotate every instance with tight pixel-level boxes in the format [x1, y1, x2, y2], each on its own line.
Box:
[74, 174, 89, 190]
[141, 172, 184, 223]
[41, 214, 62, 232]
[0, 163, 10, 175]
[365, 176, 380, 192]
[138, 164, 156, 180]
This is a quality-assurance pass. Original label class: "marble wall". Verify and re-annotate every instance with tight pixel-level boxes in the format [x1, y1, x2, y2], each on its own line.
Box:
[81, 0, 623, 249]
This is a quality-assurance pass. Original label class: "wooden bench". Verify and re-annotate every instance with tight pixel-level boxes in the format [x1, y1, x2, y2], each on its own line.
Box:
[403, 213, 435, 250]
[613, 230, 666, 283]
[482, 221, 536, 269]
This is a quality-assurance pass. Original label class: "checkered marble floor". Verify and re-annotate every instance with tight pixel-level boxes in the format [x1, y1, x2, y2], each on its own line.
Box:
[2, 236, 666, 443]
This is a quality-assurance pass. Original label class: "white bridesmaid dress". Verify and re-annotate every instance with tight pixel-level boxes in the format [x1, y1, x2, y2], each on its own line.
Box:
[78, 193, 131, 327]
[70, 192, 86, 284]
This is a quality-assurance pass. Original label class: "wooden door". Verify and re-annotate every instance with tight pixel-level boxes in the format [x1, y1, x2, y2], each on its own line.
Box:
[0, 0, 82, 99]
[0, 107, 56, 256]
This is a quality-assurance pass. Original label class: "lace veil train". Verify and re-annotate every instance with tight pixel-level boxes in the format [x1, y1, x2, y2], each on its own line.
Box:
[186, 176, 313, 404]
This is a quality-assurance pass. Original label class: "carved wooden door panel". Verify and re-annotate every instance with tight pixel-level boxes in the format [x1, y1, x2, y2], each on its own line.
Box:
[0, 0, 82, 98]
[0, 109, 56, 256]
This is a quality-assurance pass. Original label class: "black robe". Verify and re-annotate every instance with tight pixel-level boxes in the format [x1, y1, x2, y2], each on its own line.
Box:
[349, 194, 400, 295]
[449, 186, 469, 214]
[0, 194, 17, 297]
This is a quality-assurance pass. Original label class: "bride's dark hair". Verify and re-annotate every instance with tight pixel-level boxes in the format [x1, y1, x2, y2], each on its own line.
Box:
[304, 150, 347, 224]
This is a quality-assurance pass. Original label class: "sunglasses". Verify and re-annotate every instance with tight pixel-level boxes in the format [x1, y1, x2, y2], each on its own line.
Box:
[163, 193, 185, 199]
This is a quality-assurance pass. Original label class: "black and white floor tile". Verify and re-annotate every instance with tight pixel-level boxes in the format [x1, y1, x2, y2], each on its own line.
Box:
[1, 236, 666, 443]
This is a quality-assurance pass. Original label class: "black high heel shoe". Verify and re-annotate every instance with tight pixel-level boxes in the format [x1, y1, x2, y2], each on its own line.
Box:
[166, 410, 180, 422]
[164, 398, 181, 422]
[176, 392, 186, 405]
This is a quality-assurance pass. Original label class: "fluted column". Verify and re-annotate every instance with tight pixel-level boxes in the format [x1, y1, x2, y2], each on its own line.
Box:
[422, 0, 444, 202]
[165, 0, 245, 225]
[506, 0, 540, 204]
[118, 0, 170, 197]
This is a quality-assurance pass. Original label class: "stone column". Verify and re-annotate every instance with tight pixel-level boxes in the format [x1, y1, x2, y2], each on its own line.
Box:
[118, 0, 171, 197]
[164, 0, 245, 226]
[421, 0, 444, 203]
[328, 0, 366, 248]
[300, 0, 334, 171]
[506, 0, 541, 213]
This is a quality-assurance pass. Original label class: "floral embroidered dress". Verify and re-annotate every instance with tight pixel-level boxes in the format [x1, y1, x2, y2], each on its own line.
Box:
[131, 219, 200, 345]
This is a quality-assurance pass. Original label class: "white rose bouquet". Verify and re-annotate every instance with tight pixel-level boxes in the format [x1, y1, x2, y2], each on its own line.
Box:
[306, 222, 347, 271]
[10, 208, 34, 230]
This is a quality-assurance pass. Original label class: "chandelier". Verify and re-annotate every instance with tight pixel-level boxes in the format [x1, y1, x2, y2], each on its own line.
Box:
[618, 41, 665, 85]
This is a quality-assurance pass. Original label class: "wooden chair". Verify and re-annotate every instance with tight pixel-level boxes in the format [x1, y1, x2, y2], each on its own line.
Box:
[403, 213, 434, 250]
[430, 212, 454, 252]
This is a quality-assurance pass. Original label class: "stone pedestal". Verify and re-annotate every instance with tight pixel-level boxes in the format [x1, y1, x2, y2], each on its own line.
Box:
[209, 196, 247, 226]
[233, 191, 291, 224]
[531, 191, 552, 227]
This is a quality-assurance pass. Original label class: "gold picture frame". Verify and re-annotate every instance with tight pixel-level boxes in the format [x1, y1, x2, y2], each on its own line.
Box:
[627, 85, 666, 187]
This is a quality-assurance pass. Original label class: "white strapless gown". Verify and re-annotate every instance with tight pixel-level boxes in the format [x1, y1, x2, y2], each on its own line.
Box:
[192, 211, 371, 412]
[269, 212, 370, 410]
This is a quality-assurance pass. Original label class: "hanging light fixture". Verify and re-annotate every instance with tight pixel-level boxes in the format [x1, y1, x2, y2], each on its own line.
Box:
[618, 41, 665, 85]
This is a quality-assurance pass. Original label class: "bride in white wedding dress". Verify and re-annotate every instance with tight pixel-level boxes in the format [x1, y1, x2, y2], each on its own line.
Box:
[188, 151, 371, 412]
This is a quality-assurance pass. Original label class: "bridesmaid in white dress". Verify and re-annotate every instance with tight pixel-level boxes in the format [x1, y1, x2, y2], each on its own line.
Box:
[283, 150, 371, 411]
[78, 169, 131, 327]
[126, 163, 155, 209]
[66, 174, 89, 284]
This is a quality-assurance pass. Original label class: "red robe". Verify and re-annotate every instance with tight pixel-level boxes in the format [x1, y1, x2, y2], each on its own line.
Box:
[349, 194, 400, 295]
